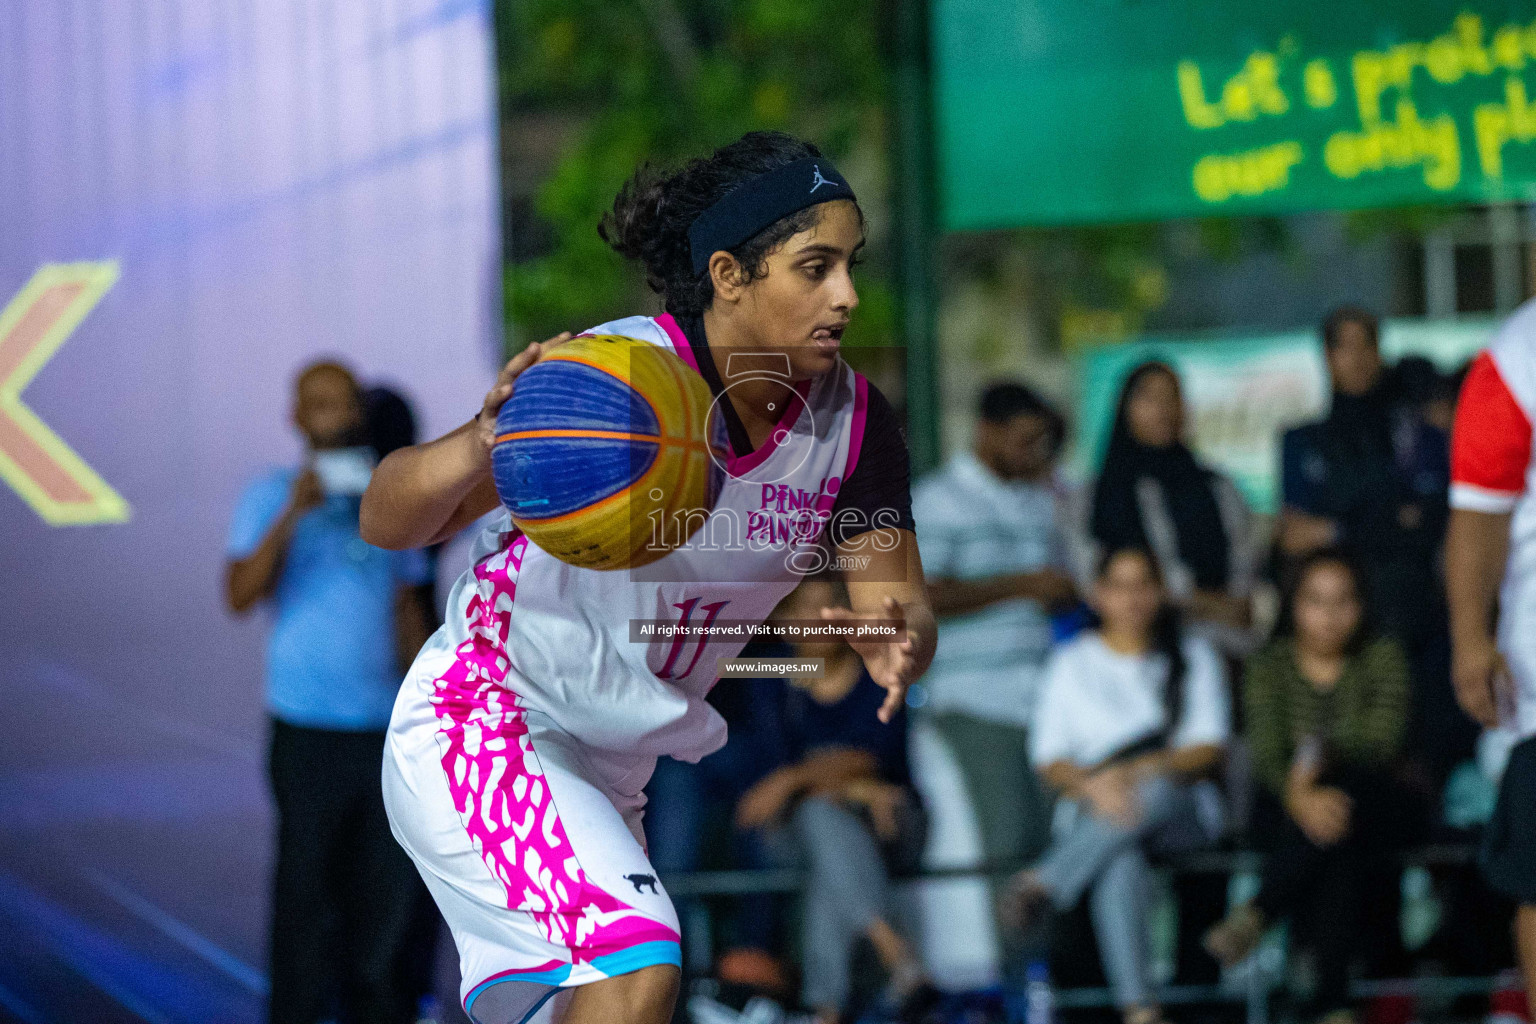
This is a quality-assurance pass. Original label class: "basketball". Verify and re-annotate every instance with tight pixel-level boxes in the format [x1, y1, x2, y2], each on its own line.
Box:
[491, 334, 727, 570]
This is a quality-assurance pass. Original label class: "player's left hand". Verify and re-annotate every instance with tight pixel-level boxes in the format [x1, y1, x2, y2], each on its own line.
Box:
[821, 595, 917, 723]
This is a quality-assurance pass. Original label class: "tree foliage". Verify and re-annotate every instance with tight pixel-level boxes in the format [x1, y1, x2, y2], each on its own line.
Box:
[495, 0, 897, 350]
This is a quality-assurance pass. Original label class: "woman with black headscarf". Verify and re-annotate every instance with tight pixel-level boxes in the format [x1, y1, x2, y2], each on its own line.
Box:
[1087, 361, 1257, 656]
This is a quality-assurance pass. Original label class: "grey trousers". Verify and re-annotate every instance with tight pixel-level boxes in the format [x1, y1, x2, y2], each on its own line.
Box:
[1034, 775, 1220, 1009]
[769, 796, 893, 1011]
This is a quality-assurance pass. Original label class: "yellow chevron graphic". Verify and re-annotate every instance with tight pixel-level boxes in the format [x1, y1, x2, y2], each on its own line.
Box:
[0, 262, 128, 525]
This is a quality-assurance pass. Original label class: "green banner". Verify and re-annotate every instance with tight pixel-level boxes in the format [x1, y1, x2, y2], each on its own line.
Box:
[1070, 319, 1494, 514]
[936, 1, 1536, 229]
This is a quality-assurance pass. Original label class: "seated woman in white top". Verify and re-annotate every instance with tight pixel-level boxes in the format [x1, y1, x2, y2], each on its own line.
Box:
[1005, 545, 1231, 1024]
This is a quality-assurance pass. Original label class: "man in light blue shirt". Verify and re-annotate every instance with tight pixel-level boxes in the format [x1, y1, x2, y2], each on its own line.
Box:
[226, 360, 432, 1024]
[912, 382, 1077, 974]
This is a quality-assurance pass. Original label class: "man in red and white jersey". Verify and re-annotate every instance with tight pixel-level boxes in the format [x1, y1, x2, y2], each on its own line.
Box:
[1447, 299, 1536, 1000]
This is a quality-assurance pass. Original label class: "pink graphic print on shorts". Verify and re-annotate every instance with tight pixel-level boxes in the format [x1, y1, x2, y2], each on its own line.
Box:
[428, 532, 678, 961]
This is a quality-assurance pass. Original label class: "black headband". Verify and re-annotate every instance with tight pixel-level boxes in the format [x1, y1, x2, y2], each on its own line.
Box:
[687, 157, 856, 275]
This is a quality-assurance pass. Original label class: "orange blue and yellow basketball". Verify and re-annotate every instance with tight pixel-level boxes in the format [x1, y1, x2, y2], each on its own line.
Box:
[492, 334, 728, 570]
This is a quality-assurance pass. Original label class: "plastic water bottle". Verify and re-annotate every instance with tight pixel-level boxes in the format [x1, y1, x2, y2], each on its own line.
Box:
[1024, 959, 1054, 1024]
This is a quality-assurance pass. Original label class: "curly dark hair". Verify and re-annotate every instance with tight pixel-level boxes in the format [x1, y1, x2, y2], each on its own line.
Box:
[599, 131, 863, 318]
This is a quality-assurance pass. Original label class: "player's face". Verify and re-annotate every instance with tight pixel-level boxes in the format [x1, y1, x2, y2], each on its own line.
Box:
[1092, 550, 1163, 637]
[1124, 369, 1183, 449]
[1327, 320, 1382, 397]
[1293, 560, 1361, 657]
[749, 200, 863, 380]
[294, 368, 363, 449]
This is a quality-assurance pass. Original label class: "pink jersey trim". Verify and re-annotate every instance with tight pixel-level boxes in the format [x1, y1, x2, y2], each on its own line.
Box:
[844, 372, 869, 481]
[654, 311, 824, 478]
[726, 379, 812, 476]
[654, 313, 699, 374]
[808, 372, 868, 522]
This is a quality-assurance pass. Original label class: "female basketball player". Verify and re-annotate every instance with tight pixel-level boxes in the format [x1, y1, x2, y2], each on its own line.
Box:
[360, 131, 935, 1024]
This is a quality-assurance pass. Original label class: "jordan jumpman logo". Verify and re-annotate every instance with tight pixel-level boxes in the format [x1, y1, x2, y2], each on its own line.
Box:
[809, 164, 831, 192]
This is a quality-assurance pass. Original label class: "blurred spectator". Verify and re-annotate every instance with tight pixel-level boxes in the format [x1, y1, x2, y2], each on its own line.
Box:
[644, 642, 791, 994]
[1206, 549, 1421, 1024]
[362, 382, 440, 634]
[1086, 361, 1258, 657]
[362, 384, 445, 1016]
[1390, 355, 1461, 435]
[1441, 360, 1472, 433]
[225, 361, 435, 1024]
[363, 385, 421, 464]
[912, 380, 1077, 956]
[736, 578, 934, 1024]
[1006, 547, 1230, 1024]
[1278, 307, 1463, 782]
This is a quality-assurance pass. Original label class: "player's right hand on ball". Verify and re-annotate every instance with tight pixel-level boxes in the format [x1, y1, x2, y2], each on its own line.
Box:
[476, 332, 573, 457]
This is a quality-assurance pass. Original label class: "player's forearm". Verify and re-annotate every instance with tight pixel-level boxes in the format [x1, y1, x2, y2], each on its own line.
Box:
[1446, 507, 1511, 649]
[862, 587, 936, 678]
[904, 597, 937, 677]
[361, 421, 492, 550]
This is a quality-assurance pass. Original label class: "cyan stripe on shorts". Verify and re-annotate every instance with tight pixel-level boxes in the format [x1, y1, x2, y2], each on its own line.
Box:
[464, 941, 681, 1019]
[591, 939, 683, 978]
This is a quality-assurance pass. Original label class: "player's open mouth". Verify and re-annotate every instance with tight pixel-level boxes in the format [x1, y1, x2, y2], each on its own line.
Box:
[810, 324, 846, 350]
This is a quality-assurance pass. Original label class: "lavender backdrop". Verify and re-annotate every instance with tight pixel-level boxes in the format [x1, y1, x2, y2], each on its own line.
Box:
[0, 2, 500, 1019]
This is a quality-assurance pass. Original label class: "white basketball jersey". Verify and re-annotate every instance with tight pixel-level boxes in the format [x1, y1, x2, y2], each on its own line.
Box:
[399, 313, 870, 779]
